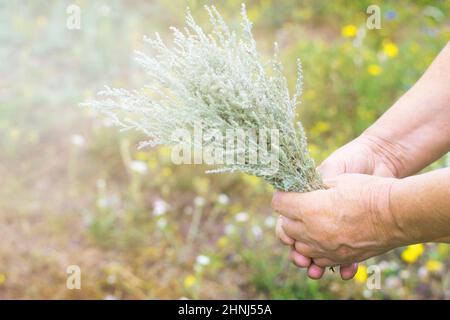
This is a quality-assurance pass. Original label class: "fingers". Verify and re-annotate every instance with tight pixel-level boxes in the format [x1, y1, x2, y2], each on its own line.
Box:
[276, 216, 294, 246]
[280, 217, 306, 244]
[291, 242, 357, 280]
[294, 241, 320, 258]
[272, 191, 303, 220]
[307, 264, 325, 279]
[340, 263, 358, 280]
[272, 189, 327, 221]
[289, 247, 325, 280]
[289, 249, 311, 268]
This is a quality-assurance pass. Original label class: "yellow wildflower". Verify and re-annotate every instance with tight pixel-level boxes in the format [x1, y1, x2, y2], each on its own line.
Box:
[383, 40, 399, 58]
[410, 244, 425, 255]
[184, 274, 196, 288]
[147, 157, 158, 170]
[401, 244, 425, 264]
[401, 249, 417, 263]
[341, 25, 358, 38]
[247, 7, 260, 22]
[135, 151, 148, 161]
[367, 64, 382, 76]
[158, 146, 172, 159]
[243, 175, 261, 188]
[312, 121, 331, 134]
[161, 167, 172, 177]
[0, 274, 6, 285]
[193, 177, 210, 196]
[304, 89, 316, 100]
[354, 265, 367, 283]
[217, 236, 229, 249]
[426, 260, 443, 273]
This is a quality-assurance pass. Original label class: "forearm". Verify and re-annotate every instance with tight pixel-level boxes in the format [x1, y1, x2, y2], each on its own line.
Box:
[363, 42, 450, 177]
[389, 167, 450, 245]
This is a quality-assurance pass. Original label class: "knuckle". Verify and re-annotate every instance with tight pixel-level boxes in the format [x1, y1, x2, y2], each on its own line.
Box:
[276, 224, 293, 245]
[271, 192, 281, 210]
[294, 242, 314, 257]
[335, 245, 353, 261]
[275, 226, 284, 240]
[314, 259, 332, 268]
[280, 235, 292, 246]
[313, 259, 326, 267]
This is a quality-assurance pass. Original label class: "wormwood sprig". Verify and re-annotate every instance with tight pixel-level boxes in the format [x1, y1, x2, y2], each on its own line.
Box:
[83, 4, 324, 192]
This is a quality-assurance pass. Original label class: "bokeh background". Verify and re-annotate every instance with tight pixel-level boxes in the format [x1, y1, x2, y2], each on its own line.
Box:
[0, 0, 449, 299]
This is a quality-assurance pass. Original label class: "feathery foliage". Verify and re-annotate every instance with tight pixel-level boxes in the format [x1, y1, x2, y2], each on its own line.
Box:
[83, 4, 323, 192]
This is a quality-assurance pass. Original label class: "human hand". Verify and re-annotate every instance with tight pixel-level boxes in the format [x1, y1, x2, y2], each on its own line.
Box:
[274, 134, 401, 279]
[317, 134, 402, 179]
[273, 173, 403, 267]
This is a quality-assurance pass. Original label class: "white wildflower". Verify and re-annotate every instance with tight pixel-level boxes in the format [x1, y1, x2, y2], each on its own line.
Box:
[106, 274, 116, 285]
[156, 217, 167, 229]
[418, 267, 428, 280]
[362, 289, 372, 299]
[389, 261, 400, 270]
[217, 193, 230, 205]
[96, 179, 106, 189]
[377, 260, 389, 271]
[194, 196, 205, 207]
[96, 196, 119, 209]
[153, 199, 169, 216]
[399, 270, 410, 279]
[70, 134, 85, 147]
[129, 160, 148, 174]
[224, 224, 236, 235]
[196, 255, 210, 266]
[235, 212, 249, 222]
[96, 197, 109, 208]
[264, 216, 276, 228]
[385, 276, 401, 289]
[83, 5, 324, 192]
[252, 225, 263, 238]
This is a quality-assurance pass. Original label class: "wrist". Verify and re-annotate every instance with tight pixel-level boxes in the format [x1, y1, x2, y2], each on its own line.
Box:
[365, 176, 410, 248]
[390, 169, 450, 244]
[388, 175, 437, 245]
[357, 130, 408, 178]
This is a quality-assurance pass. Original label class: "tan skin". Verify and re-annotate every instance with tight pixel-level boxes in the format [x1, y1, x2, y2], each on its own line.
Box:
[273, 42, 450, 280]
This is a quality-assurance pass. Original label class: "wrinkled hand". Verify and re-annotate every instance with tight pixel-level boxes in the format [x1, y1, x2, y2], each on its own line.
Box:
[274, 134, 401, 279]
[274, 173, 401, 269]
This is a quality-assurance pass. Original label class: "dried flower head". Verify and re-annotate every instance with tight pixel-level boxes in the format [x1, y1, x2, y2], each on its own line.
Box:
[83, 4, 323, 192]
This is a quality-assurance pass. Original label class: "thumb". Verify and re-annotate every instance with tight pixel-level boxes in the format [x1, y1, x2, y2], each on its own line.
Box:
[317, 158, 344, 180]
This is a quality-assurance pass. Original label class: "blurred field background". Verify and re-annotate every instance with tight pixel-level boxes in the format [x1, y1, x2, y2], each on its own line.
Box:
[0, 0, 449, 299]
